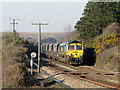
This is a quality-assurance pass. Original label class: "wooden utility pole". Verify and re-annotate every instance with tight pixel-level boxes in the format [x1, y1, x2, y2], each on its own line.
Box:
[10, 19, 18, 44]
[32, 23, 48, 73]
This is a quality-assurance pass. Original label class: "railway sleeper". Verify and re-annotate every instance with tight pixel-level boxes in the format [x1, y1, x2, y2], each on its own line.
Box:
[105, 73, 114, 75]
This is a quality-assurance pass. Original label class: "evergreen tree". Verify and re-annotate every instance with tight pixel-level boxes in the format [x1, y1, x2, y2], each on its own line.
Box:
[75, 1, 120, 39]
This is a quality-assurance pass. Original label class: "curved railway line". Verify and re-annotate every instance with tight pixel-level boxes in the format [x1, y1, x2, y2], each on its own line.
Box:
[37, 57, 120, 89]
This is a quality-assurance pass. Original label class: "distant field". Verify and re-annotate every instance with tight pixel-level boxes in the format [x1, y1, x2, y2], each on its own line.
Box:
[18, 32, 67, 42]
[1, 31, 77, 43]
[0, 32, 2, 38]
[0, 32, 2, 51]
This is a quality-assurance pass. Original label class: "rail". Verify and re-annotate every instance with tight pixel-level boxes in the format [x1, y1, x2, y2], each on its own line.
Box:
[42, 58, 119, 89]
[33, 60, 73, 89]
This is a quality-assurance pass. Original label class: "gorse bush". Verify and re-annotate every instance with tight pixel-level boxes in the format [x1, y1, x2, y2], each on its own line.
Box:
[90, 34, 118, 55]
[2, 32, 13, 44]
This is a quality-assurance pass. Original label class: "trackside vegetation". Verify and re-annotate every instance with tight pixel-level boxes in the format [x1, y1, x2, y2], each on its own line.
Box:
[90, 34, 119, 55]
[2, 32, 34, 88]
[74, 1, 120, 71]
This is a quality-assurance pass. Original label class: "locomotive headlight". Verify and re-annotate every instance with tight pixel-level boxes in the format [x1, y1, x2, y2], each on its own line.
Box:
[79, 55, 82, 57]
[69, 55, 71, 57]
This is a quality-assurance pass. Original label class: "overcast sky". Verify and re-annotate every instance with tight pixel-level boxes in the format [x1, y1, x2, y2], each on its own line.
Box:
[1, 1, 88, 33]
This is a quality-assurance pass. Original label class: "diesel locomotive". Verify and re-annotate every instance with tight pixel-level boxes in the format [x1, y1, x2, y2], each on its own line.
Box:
[41, 40, 84, 65]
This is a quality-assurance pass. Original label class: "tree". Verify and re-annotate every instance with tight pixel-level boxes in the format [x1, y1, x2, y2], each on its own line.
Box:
[75, 1, 120, 39]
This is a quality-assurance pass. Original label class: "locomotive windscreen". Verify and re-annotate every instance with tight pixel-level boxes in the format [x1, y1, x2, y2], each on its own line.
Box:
[76, 45, 82, 50]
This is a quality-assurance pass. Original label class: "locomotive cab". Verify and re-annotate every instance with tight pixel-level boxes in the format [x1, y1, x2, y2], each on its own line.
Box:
[66, 40, 84, 64]
[67, 43, 83, 58]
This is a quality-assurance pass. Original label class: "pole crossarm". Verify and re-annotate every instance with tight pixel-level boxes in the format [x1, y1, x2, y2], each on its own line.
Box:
[10, 23, 18, 24]
[32, 23, 48, 25]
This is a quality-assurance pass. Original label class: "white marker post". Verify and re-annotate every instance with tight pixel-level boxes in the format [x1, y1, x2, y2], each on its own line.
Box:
[30, 52, 36, 75]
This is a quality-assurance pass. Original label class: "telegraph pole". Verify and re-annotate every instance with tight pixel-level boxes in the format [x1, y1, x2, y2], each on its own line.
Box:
[32, 23, 48, 73]
[10, 18, 18, 44]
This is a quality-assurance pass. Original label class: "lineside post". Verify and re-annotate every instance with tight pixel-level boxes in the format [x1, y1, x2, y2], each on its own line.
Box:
[30, 52, 36, 75]
[32, 23, 48, 73]
[38, 24, 41, 73]
[10, 19, 18, 44]
[30, 57, 33, 75]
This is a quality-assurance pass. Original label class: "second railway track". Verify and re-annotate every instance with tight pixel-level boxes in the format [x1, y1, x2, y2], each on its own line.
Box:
[38, 57, 119, 89]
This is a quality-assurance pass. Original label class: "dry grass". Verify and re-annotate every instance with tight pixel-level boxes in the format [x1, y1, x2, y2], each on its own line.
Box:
[2, 32, 32, 88]
[0, 33, 2, 89]
[2, 63, 25, 88]
[95, 46, 119, 72]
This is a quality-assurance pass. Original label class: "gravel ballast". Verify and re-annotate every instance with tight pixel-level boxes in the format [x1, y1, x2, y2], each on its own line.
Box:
[41, 66, 106, 88]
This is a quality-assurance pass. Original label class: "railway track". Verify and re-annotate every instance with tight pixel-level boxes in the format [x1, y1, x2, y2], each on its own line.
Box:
[56, 60, 119, 81]
[33, 61, 73, 89]
[39, 57, 119, 89]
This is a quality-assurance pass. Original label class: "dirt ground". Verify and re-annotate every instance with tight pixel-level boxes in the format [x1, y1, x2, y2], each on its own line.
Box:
[27, 68, 67, 88]
[95, 46, 119, 72]
[0, 60, 2, 90]
[0, 39, 2, 90]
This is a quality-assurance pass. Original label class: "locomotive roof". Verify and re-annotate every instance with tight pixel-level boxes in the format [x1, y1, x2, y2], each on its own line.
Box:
[68, 40, 83, 44]
[59, 40, 83, 46]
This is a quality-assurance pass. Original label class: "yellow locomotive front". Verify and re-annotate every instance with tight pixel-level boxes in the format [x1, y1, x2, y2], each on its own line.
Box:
[66, 41, 84, 64]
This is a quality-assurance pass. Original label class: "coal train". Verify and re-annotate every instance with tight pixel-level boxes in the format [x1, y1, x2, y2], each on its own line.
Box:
[41, 40, 84, 65]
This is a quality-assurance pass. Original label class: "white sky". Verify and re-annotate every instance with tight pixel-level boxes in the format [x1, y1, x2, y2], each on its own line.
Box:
[1, 0, 88, 32]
